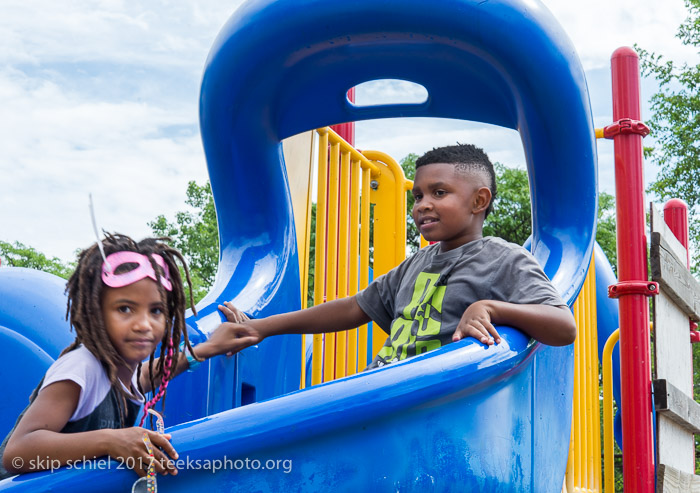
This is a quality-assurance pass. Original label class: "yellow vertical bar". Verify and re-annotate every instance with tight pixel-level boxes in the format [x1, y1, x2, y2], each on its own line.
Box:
[420, 235, 429, 249]
[335, 150, 350, 379]
[347, 158, 361, 376]
[581, 287, 589, 493]
[573, 299, 582, 488]
[603, 330, 620, 493]
[323, 142, 340, 382]
[586, 270, 600, 490]
[566, 420, 575, 493]
[584, 268, 593, 492]
[299, 134, 316, 390]
[311, 130, 329, 386]
[357, 166, 371, 368]
[589, 256, 601, 493]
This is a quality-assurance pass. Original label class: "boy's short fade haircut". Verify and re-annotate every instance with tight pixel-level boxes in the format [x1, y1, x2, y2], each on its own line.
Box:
[415, 143, 497, 218]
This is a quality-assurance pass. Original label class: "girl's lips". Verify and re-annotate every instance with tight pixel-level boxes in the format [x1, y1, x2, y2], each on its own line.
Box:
[127, 339, 154, 347]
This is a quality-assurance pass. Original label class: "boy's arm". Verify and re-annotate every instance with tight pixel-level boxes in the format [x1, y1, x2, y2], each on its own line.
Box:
[210, 296, 372, 355]
[139, 304, 251, 392]
[452, 300, 576, 347]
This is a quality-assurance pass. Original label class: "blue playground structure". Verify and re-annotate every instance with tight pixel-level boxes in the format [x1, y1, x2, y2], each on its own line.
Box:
[0, 0, 619, 490]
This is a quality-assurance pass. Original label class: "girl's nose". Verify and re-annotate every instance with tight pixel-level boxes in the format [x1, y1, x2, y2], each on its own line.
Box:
[132, 312, 153, 332]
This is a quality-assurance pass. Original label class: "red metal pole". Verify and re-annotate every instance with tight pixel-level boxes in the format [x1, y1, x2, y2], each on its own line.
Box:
[611, 46, 655, 492]
[663, 198, 690, 268]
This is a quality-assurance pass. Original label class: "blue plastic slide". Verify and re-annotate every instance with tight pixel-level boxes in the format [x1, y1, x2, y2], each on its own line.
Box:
[0, 0, 598, 490]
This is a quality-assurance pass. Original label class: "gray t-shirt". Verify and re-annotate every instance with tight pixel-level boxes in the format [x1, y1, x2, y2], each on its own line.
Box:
[356, 237, 566, 369]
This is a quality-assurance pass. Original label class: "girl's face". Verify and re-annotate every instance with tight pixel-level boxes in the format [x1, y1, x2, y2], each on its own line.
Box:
[101, 278, 167, 382]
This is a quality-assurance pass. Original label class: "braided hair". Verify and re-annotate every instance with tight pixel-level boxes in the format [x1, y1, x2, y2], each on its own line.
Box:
[64, 233, 198, 427]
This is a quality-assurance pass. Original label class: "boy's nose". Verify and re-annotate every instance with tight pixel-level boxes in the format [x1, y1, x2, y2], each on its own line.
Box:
[415, 199, 433, 212]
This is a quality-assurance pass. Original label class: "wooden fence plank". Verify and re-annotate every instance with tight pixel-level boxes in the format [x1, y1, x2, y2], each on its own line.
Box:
[657, 464, 700, 493]
[654, 379, 700, 434]
[650, 231, 700, 322]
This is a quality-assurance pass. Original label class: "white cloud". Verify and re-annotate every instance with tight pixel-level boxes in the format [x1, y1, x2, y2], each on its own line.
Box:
[0, 0, 695, 261]
[543, 0, 696, 70]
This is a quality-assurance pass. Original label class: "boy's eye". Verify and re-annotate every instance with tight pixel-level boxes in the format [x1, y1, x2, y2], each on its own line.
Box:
[413, 193, 422, 201]
[434, 189, 447, 197]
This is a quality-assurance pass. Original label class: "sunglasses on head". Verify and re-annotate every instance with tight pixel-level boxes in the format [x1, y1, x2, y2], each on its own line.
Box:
[101, 251, 172, 291]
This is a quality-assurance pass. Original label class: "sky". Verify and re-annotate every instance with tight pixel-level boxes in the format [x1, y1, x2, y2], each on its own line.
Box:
[1, 0, 697, 262]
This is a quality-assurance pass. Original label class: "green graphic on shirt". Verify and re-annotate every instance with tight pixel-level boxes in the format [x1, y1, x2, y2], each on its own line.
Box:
[377, 272, 446, 363]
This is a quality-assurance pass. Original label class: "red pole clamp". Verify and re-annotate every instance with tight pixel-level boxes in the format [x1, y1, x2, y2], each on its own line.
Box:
[691, 331, 700, 344]
[603, 118, 650, 139]
[608, 281, 659, 299]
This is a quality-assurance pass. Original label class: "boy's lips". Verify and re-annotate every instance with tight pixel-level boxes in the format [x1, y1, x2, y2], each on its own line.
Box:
[418, 216, 439, 233]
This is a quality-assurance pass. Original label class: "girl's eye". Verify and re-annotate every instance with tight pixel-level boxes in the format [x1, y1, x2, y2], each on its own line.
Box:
[117, 306, 132, 314]
[151, 307, 164, 316]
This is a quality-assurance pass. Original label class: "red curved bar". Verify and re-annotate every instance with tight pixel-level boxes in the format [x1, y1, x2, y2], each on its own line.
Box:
[330, 87, 356, 145]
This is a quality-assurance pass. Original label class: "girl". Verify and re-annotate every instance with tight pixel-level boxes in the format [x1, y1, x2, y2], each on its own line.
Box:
[0, 234, 246, 479]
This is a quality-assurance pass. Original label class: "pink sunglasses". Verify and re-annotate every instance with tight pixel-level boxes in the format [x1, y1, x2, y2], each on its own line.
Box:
[101, 251, 172, 291]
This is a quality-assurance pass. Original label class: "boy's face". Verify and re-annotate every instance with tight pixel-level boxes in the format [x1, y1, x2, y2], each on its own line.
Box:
[412, 162, 491, 252]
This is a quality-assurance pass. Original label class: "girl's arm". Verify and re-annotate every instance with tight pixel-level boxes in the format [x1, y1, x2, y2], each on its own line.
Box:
[2, 381, 177, 477]
[141, 297, 371, 392]
[138, 303, 250, 392]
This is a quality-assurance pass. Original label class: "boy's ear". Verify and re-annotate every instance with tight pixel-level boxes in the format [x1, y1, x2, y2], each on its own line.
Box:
[472, 187, 492, 215]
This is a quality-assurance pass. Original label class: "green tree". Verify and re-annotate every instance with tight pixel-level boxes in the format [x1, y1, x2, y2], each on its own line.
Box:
[402, 158, 617, 264]
[400, 153, 420, 254]
[0, 240, 75, 279]
[483, 163, 532, 245]
[597, 192, 618, 272]
[637, 0, 700, 274]
[149, 181, 219, 303]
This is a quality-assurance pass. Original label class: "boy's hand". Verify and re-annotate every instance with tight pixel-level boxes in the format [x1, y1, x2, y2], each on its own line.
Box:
[218, 301, 249, 323]
[193, 302, 262, 359]
[452, 300, 502, 346]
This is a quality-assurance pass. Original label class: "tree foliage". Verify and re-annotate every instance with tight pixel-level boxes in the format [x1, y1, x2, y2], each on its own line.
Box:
[0, 240, 75, 279]
[637, 0, 700, 273]
[149, 180, 219, 303]
[483, 163, 532, 246]
[400, 153, 420, 254]
[402, 158, 617, 266]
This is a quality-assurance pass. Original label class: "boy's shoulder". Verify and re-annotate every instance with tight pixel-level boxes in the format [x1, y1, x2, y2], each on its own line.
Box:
[480, 236, 528, 253]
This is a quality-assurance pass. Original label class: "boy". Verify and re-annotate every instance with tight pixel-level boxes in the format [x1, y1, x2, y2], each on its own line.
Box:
[220, 144, 576, 368]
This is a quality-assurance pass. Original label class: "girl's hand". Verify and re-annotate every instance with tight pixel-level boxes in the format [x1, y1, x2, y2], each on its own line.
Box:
[452, 300, 502, 346]
[107, 427, 179, 477]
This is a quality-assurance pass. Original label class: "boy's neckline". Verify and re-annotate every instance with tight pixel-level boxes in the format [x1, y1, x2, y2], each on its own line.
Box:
[437, 236, 487, 256]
